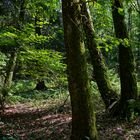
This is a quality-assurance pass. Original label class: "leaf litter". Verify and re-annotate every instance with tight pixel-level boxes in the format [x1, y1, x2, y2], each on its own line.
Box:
[0, 102, 140, 140]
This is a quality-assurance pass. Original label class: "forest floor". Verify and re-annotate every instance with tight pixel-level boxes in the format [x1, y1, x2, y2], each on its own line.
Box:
[0, 101, 140, 140]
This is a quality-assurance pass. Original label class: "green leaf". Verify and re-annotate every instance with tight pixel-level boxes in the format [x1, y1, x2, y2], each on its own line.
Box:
[118, 8, 124, 15]
[123, 38, 130, 47]
[105, 47, 109, 52]
[94, 2, 101, 9]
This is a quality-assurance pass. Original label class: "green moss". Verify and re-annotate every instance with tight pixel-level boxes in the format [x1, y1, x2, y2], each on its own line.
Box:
[62, 0, 98, 139]
[81, 2, 118, 108]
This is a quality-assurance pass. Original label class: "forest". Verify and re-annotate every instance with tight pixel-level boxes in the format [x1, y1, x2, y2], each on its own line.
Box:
[0, 0, 140, 140]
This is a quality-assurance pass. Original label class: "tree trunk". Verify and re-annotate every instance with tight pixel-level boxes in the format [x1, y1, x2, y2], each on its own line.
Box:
[4, 52, 17, 88]
[111, 0, 138, 116]
[62, 0, 97, 140]
[3, 0, 26, 89]
[81, 2, 118, 108]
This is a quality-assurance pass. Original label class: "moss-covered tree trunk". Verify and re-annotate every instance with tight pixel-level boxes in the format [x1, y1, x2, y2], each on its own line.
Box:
[81, 2, 118, 108]
[4, 52, 17, 88]
[111, 0, 138, 116]
[62, 0, 97, 139]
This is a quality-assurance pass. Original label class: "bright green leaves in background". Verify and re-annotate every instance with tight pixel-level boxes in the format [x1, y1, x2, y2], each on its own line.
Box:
[19, 49, 66, 80]
[118, 7, 124, 15]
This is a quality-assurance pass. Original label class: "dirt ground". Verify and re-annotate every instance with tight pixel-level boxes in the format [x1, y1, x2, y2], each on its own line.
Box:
[0, 103, 140, 140]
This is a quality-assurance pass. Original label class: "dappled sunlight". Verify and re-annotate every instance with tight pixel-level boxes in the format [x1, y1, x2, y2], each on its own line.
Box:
[1, 103, 71, 140]
[1, 103, 140, 140]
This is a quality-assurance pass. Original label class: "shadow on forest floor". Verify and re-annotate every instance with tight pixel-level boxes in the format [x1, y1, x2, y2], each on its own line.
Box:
[0, 104, 71, 140]
[1, 103, 140, 140]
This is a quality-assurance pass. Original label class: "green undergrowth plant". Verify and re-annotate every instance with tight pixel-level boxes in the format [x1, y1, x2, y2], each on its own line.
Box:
[3, 69, 121, 113]
[90, 81, 105, 112]
[108, 69, 120, 94]
[126, 82, 140, 121]
[90, 69, 120, 112]
[29, 91, 70, 110]
[8, 84, 69, 106]
[11, 80, 36, 94]
[127, 99, 140, 120]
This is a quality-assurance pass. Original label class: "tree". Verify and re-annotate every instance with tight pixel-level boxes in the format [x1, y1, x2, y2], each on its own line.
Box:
[34, 7, 47, 90]
[111, 0, 138, 116]
[1, 0, 65, 84]
[0, 0, 27, 89]
[19, 49, 66, 90]
[4, 51, 18, 88]
[0, 0, 26, 110]
[62, 0, 97, 139]
[128, 0, 140, 79]
[81, 1, 118, 108]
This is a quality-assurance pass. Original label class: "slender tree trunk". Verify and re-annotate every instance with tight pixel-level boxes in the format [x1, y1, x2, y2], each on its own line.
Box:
[62, 0, 97, 140]
[11, 0, 26, 81]
[111, 0, 138, 116]
[3, 0, 26, 89]
[136, 14, 140, 80]
[81, 2, 118, 108]
[4, 52, 17, 88]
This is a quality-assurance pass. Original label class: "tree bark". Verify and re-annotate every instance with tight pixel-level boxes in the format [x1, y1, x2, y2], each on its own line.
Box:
[81, 2, 118, 108]
[111, 0, 138, 116]
[4, 52, 17, 88]
[3, 0, 26, 89]
[62, 0, 97, 139]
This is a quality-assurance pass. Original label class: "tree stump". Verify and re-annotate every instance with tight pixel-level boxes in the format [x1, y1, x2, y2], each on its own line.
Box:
[34, 80, 47, 91]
